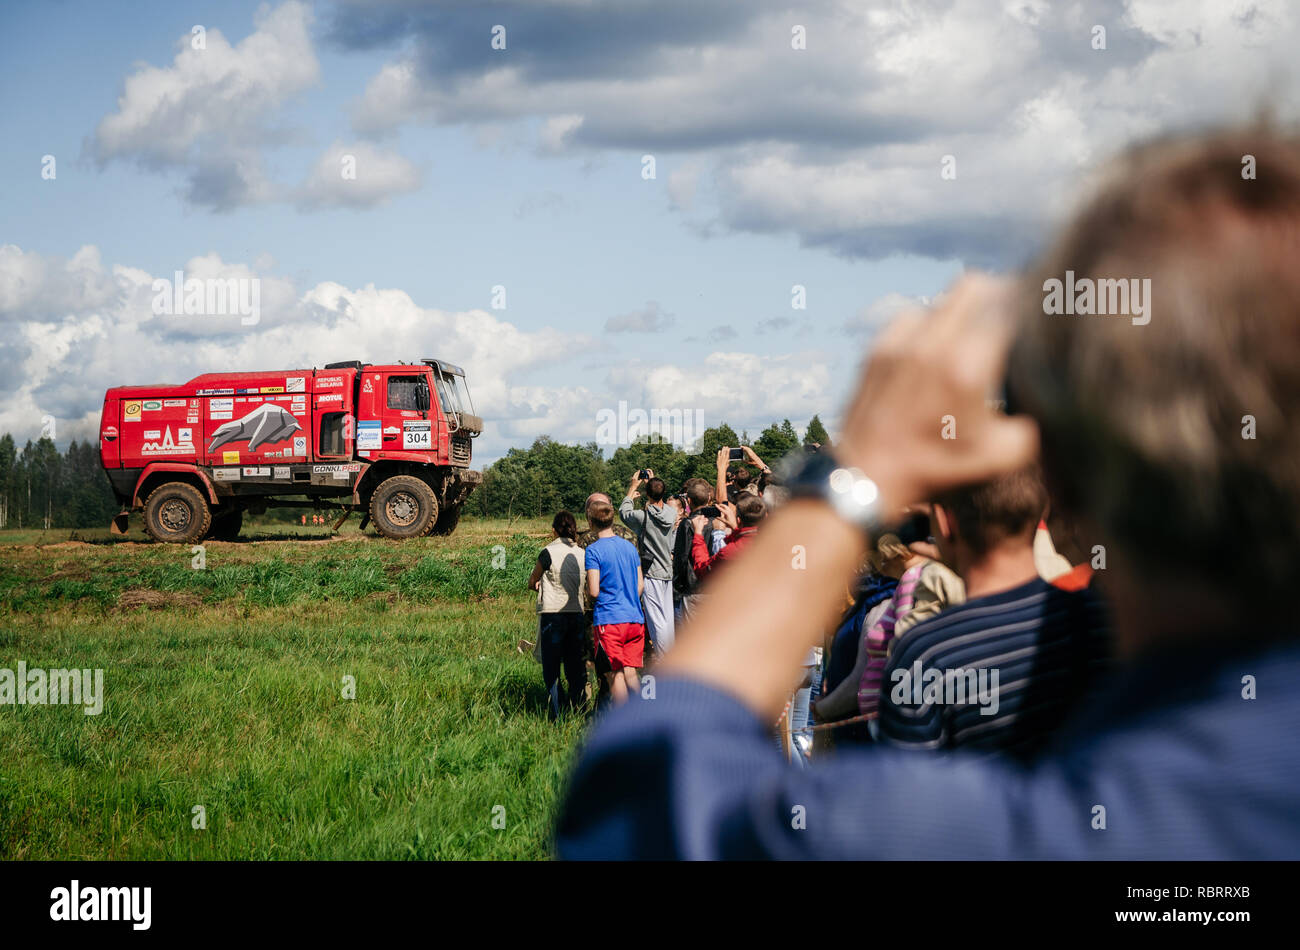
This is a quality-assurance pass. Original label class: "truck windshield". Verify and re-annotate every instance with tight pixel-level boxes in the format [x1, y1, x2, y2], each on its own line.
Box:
[433, 373, 459, 418]
[447, 372, 475, 415]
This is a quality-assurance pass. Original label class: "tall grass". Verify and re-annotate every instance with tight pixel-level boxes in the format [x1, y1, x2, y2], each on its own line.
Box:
[0, 519, 588, 859]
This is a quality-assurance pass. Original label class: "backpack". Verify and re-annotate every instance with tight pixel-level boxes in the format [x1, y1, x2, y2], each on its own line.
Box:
[672, 518, 713, 597]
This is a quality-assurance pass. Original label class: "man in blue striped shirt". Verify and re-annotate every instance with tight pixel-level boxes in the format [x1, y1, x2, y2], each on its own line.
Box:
[878, 467, 1112, 759]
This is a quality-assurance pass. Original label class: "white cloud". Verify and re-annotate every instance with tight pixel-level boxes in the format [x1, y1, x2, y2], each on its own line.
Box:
[295, 141, 423, 209]
[90, 1, 320, 210]
[338, 0, 1300, 264]
[0, 246, 850, 464]
[605, 300, 675, 333]
[843, 291, 930, 337]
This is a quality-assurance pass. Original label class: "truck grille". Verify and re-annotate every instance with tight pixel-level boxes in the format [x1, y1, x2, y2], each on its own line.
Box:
[450, 436, 471, 464]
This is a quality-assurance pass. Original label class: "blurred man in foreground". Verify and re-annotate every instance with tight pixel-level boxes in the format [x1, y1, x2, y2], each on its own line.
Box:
[556, 127, 1300, 858]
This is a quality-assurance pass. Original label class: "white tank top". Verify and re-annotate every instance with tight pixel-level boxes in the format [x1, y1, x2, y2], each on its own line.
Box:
[538, 538, 585, 613]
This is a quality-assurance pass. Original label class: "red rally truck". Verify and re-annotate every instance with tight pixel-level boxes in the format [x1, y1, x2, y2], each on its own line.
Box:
[99, 359, 483, 543]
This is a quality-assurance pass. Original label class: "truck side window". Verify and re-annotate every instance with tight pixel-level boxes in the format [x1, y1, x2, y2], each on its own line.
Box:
[319, 412, 348, 455]
[387, 375, 422, 411]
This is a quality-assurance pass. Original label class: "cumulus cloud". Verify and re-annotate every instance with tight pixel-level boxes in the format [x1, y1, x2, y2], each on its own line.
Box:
[333, 0, 1300, 265]
[843, 291, 930, 337]
[0, 245, 121, 320]
[0, 246, 847, 462]
[90, 1, 320, 210]
[605, 300, 675, 333]
[87, 2, 424, 213]
[294, 141, 423, 209]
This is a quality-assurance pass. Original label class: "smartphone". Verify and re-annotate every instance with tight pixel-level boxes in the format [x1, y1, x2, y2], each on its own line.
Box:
[697, 505, 721, 520]
[728, 447, 745, 461]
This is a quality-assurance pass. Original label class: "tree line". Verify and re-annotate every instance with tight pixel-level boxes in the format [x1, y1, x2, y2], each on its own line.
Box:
[0, 414, 832, 529]
[0, 435, 119, 530]
[472, 416, 831, 521]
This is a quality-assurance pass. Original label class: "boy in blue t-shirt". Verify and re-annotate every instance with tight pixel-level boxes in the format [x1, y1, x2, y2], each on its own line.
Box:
[583, 500, 645, 705]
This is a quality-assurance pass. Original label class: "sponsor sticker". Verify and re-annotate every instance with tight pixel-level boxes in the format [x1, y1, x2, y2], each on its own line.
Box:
[142, 426, 196, 456]
[316, 376, 344, 388]
[317, 393, 342, 404]
[210, 399, 233, 412]
[213, 467, 240, 482]
[223, 451, 240, 464]
[124, 401, 142, 422]
[242, 467, 271, 477]
[195, 388, 234, 396]
[103, 426, 118, 440]
[261, 386, 284, 394]
[144, 430, 161, 439]
[286, 377, 305, 393]
[143, 400, 161, 411]
[210, 412, 232, 420]
[362, 378, 374, 394]
[292, 436, 307, 457]
[273, 466, 291, 480]
[356, 420, 381, 451]
[311, 463, 362, 473]
[163, 399, 186, 407]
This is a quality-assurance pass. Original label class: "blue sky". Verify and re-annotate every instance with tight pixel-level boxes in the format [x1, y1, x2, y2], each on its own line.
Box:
[2, 0, 1295, 462]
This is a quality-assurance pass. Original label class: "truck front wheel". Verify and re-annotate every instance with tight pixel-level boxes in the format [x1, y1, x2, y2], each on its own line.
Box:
[143, 482, 212, 544]
[368, 475, 439, 539]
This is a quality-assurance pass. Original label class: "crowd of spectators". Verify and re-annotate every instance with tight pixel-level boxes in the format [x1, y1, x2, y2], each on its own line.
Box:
[529, 446, 779, 714]
[550, 125, 1300, 859]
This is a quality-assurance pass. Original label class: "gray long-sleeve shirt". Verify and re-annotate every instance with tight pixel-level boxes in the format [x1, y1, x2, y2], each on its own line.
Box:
[618, 496, 678, 581]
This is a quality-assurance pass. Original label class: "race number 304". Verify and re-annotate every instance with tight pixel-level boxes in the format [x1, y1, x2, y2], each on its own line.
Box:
[403, 421, 432, 450]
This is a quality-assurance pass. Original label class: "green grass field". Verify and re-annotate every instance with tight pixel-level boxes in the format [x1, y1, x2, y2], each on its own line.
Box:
[0, 517, 592, 860]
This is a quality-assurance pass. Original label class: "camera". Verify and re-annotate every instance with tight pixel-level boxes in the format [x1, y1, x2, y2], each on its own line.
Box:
[638, 469, 649, 480]
[727, 447, 745, 462]
[696, 505, 721, 520]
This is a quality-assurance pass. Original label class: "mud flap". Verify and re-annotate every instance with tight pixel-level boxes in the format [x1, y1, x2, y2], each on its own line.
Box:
[110, 511, 130, 535]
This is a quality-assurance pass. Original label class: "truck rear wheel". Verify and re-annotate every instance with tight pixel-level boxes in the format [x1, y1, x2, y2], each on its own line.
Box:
[143, 482, 212, 545]
[430, 503, 462, 536]
[208, 508, 243, 541]
[369, 475, 439, 539]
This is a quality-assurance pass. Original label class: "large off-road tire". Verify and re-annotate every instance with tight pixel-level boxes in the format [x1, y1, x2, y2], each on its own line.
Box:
[143, 482, 212, 545]
[368, 475, 439, 539]
[430, 502, 462, 536]
[208, 508, 243, 541]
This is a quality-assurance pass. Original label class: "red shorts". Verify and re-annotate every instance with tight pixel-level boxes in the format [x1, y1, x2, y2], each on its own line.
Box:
[594, 622, 645, 671]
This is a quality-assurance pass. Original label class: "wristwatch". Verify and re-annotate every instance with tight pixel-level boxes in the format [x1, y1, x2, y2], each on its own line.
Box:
[781, 448, 885, 535]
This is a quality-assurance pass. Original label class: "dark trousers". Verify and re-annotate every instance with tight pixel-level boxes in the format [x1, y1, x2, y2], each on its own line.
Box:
[540, 612, 587, 720]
